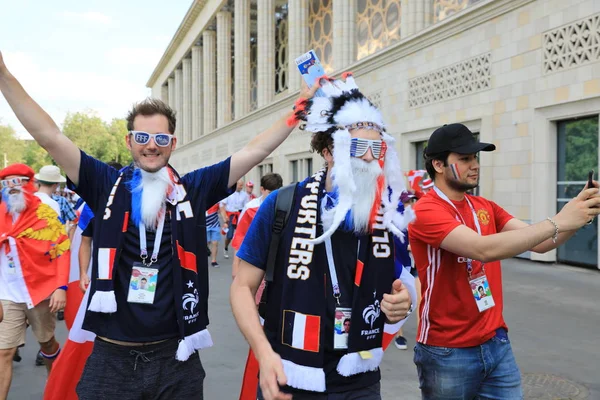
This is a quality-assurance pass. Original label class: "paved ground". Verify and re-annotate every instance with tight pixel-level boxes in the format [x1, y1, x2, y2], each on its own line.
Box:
[9, 255, 600, 399]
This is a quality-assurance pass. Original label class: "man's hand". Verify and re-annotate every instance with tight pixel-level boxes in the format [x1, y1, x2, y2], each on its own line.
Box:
[554, 185, 600, 231]
[49, 289, 67, 313]
[381, 279, 412, 323]
[79, 272, 90, 293]
[258, 350, 292, 400]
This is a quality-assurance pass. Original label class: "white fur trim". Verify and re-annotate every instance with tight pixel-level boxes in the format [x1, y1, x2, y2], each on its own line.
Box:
[336, 348, 384, 377]
[305, 98, 333, 126]
[380, 133, 415, 242]
[334, 98, 384, 128]
[281, 359, 326, 392]
[87, 290, 117, 313]
[175, 329, 214, 361]
[311, 129, 354, 244]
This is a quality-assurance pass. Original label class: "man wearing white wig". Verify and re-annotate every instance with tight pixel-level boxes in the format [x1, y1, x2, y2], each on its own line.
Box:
[231, 73, 416, 399]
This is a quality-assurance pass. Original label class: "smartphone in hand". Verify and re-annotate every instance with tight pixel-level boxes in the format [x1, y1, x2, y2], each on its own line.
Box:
[295, 50, 326, 97]
[588, 170, 595, 189]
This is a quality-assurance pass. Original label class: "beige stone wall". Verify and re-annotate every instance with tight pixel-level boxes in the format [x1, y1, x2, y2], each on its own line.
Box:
[151, 0, 600, 263]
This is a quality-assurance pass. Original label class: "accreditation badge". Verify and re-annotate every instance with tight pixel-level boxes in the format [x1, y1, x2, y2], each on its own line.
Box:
[333, 307, 352, 350]
[469, 273, 495, 312]
[127, 263, 158, 304]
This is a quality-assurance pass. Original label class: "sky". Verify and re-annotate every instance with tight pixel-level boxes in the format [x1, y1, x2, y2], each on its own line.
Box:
[1, 0, 192, 139]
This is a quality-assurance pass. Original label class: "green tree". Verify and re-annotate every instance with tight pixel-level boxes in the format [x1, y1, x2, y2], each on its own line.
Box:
[107, 118, 132, 165]
[0, 123, 25, 167]
[62, 110, 131, 164]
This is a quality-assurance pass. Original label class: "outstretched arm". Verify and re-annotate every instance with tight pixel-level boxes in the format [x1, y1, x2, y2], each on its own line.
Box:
[440, 187, 600, 262]
[227, 83, 318, 187]
[0, 52, 81, 184]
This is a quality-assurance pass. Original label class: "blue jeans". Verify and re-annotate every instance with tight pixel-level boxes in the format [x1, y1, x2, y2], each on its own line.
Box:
[414, 330, 523, 400]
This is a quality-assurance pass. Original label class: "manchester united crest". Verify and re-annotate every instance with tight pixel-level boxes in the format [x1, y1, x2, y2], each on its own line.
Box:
[477, 209, 490, 226]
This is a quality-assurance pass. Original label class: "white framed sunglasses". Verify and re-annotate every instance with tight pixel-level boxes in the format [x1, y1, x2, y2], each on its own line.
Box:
[0, 177, 29, 188]
[129, 131, 174, 147]
[349, 138, 387, 160]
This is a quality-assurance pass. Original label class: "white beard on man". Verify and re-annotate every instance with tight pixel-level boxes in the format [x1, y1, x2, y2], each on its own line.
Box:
[2, 187, 27, 217]
[130, 167, 173, 230]
[314, 128, 414, 244]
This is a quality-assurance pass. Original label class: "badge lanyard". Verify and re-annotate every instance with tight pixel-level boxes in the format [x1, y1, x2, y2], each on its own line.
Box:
[433, 186, 484, 277]
[138, 205, 166, 267]
[324, 236, 361, 305]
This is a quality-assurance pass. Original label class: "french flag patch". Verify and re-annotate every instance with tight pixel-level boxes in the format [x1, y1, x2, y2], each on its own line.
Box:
[282, 311, 320, 352]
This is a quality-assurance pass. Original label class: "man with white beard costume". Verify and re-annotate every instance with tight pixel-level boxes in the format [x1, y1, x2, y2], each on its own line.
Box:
[231, 73, 416, 400]
[0, 163, 70, 399]
[0, 50, 318, 399]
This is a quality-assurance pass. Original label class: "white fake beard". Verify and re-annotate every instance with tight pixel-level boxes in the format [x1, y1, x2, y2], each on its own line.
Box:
[348, 158, 382, 233]
[7, 190, 27, 216]
[137, 168, 172, 230]
[322, 158, 382, 234]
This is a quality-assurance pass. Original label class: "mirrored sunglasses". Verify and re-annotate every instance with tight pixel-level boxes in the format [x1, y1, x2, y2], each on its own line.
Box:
[0, 177, 29, 188]
[129, 131, 174, 147]
[350, 138, 386, 159]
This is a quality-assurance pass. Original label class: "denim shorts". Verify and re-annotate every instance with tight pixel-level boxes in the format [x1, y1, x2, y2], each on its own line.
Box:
[206, 227, 221, 243]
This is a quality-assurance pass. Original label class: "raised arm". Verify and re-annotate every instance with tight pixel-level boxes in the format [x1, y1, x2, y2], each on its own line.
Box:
[440, 187, 600, 263]
[228, 83, 318, 187]
[0, 51, 81, 184]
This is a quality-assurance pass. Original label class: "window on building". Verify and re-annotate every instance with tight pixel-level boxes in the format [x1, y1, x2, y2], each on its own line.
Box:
[556, 116, 598, 267]
[258, 163, 273, 178]
[291, 160, 299, 183]
[415, 140, 427, 170]
[309, 0, 333, 73]
[356, 0, 402, 61]
[275, 2, 288, 95]
[289, 157, 314, 183]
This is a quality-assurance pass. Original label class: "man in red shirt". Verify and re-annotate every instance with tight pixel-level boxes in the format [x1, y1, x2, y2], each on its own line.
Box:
[409, 123, 600, 399]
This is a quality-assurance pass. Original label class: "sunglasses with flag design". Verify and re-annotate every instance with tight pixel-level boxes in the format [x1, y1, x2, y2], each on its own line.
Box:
[1, 177, 30, 188]
[129, 131, 174, 147]
[349, 138, 387, 160]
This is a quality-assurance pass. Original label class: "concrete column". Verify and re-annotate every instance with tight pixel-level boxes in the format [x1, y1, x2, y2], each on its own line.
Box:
[167, 77, 175, 112]
[287, 0, 308, 92]
[161, 84, 169, 104]
[203, 30, 217, 134]
[174, 68, 183, 138]
[257, 0, 275, 107]
[333, 0, 356, 70]
[182, 58, 192, 144]
[402, 0, 413, 38]
[217, 10, 233, 126]
[192, 45, 203, 139]
[234, 0, 251, 118]
[413, 0, 433, 33]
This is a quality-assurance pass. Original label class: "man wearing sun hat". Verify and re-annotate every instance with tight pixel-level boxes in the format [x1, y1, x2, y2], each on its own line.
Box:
[0, 163, 70, 398]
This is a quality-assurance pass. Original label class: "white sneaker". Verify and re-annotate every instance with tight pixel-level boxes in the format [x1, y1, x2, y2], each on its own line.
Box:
[223, 249, 229, 259]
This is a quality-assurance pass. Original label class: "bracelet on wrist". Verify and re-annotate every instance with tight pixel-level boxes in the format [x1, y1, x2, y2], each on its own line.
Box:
[546, 217, 559, 243]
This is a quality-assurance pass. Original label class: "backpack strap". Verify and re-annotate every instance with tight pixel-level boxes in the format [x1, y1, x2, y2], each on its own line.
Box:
[259, 183, 296, 318]
[264, 183, 297, 283]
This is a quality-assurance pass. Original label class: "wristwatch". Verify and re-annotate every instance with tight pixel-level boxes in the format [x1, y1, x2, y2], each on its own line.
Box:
[403, 303, 414, 320]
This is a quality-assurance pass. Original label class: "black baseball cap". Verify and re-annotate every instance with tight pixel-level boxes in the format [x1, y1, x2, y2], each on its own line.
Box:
[425, 124, 495, 156]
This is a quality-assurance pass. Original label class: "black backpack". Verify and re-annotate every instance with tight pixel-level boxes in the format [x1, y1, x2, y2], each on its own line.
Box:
[258, 183, 297, 318]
